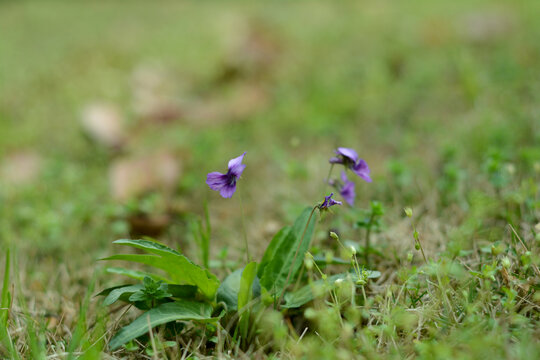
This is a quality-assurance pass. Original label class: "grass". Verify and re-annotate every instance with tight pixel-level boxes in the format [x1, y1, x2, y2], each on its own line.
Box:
[1, 0, 539, 358]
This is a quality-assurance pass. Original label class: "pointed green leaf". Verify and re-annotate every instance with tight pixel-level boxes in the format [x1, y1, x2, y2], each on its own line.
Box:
[103, 284, 144, 306]
[102, 254, 219, 300]
[105, 267, 168, 282]
[113, 239, 181, 257]
[109, 301, 214, 350]
[238, 262, 257, 310]
[257, 226, 290, 278]
[216, 268, 261, 312]
[259, 207, 317, 294]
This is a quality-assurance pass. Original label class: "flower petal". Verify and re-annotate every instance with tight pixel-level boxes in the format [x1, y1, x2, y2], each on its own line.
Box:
[336, 147, 359, 163]
[206, 172, 228, 191]
[319, 192, 342, 209]
[353, 159, 372, 182]
[339, 171, 355, 206]
[340, 180, 356, 206]
[329, 156, 343, 164]
[228, 152, 247, 177]
[219, 183, 237, 198]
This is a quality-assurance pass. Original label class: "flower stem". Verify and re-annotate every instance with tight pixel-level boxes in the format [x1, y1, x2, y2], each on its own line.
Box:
[323, 164, 335, 194]
[277, 206, 318, 307]
[412, 223, 427, 264]
[364, 213, 375, 267]
[238, 186, 251, 263]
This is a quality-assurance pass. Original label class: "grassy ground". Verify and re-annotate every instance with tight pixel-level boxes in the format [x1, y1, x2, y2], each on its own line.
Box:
[1, 0, 539, 358]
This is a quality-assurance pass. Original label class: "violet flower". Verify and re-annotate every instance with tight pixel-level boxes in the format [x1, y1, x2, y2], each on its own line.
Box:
[338, 171, 355, 206]
[319, 193, 342, 210]
[206, 152, 246, 198]
[329, 147, 372, 183]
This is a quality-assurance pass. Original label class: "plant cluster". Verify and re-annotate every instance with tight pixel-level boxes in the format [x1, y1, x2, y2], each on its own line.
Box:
[98, 147, 380, 355]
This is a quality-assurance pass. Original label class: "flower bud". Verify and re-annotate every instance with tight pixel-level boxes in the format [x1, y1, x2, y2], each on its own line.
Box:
[505, 163, 516, 175]
[356, 278, 366, 286]
[304, 257, 314, 270]
[325, 251, 334, 264]
[491, 244, 503, 256]
[404, 207, 413, 218]
[501, 257, 511, 269]
[330, 231, 339, 241]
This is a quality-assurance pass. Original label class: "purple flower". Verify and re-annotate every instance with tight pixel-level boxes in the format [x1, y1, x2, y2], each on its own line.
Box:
[319, 193, 342, 210]
[206, 152, 246, 198]
[338, 171, 355, 206]
[329, 147, 372, 183]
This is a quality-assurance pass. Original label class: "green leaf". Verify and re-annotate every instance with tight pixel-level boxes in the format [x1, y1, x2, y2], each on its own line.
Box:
[283, 271, 381, 308]
[238, 262, 257, 310]
[167, 285, 198, 299]
[128, 292, 149, 302]
[113, 239, 181, 257]
[216, 268, 261, 312]
[238, 261, 257, 343]
[1, 249, 11, 328]
[108, 301, 214, 350]
[259, 207, 317, 295]
[257, 226, 290, 278]
[103, 284, 144, 306]
[102, 240, 220, 300]
[105, 267, 168, 282]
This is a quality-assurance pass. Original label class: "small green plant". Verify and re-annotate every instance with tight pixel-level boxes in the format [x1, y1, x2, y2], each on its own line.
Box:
[99, 147, 378, 353]
[128, 277, 172, 306]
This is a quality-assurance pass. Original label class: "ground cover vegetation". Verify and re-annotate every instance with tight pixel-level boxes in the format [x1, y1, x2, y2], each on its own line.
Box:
[1, 0, 539, 358]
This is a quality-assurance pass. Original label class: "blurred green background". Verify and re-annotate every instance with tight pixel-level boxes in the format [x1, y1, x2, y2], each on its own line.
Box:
[1, 0, 539, 263]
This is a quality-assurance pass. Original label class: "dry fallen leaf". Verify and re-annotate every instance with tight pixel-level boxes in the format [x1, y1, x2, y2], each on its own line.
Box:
[216, 18, 281, 84]
[109, 151, 181, 202]
[459, 10, 514, 44]
[0, 151, 43, 185]
[184, 83, 269, 126]
[127, 213, 172, 237]
[132, 65, 185, 123]
[81, 103, 127, 149]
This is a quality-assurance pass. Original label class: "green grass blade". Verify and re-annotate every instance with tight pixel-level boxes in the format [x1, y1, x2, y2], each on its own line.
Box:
[283, 271, 381, 309]
[67, 275, 96, 359]
[1, 249, 10, 328]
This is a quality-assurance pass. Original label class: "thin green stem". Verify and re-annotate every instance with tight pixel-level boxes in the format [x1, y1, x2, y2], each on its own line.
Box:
[412, 222, 428, 264]
[323, 164, 335, 194]
[364, 213, 375, 267]
[277, 206, 318, 307]
[238, 187, 251, 263]
[417, 235, 428, 264]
